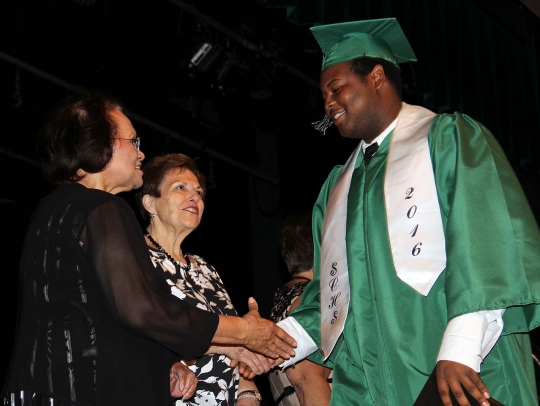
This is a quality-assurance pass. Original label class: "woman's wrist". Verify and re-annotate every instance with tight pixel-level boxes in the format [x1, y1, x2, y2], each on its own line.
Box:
[215, 315, 249, 345]
[205, 345, 222, 355]
[237, 389, 261, 405]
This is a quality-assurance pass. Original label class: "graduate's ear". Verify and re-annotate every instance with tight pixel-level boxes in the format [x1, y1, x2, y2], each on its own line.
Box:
[371, 65, 386, 90]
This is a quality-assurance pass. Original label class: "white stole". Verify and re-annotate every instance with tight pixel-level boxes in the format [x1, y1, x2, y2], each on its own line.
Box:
[320, 142, 362, 359]
[384, 103, 446, 295]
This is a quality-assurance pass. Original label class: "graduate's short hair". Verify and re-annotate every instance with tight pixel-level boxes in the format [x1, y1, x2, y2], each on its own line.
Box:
[349, 56, 403, 99]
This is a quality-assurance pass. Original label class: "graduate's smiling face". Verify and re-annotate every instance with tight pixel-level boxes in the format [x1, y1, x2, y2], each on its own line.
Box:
[320, 61, 385, 143]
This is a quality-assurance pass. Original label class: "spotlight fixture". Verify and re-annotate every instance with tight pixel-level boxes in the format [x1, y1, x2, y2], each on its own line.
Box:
[189, 43, 223, 74]
[188, 42, 237, 91]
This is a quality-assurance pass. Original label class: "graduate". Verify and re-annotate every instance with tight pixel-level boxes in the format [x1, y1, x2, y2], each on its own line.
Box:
[276, 17, 540, 406]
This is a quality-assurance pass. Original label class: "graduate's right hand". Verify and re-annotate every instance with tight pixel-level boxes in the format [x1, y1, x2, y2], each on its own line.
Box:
[436, 360, 490, 406]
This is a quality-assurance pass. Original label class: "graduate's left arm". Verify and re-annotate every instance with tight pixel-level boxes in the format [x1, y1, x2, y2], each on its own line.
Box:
[435, 309, 504, 406]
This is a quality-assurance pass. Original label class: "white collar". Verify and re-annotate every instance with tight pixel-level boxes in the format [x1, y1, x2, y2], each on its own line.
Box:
[361, 116, 398, 153]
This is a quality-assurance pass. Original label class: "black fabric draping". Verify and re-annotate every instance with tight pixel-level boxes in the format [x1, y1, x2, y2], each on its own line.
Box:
[2, 183, 219, 406]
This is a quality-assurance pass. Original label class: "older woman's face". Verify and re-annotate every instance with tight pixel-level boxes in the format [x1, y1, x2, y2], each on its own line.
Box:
[153, 168, 204, 233]
[101, 108, 145, 194]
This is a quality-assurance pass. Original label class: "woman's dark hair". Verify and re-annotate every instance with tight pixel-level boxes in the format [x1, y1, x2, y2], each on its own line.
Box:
[279, 210, 314, 277]
[349, 57, 403, 98]
[135, 153, 207, 225]
[37, 90, 124, 185]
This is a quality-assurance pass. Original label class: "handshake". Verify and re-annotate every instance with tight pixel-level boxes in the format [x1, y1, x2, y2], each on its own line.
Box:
[170, 297, 298, 399]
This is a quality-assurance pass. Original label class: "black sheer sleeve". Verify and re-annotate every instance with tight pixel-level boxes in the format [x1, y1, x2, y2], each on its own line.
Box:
[83, 197, 218, 360]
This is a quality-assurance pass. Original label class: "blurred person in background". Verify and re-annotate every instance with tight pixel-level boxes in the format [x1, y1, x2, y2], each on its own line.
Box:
[268, 210, 332, 406]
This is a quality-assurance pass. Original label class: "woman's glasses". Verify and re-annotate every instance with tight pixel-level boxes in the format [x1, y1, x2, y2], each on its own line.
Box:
[116, 136, 140, 151]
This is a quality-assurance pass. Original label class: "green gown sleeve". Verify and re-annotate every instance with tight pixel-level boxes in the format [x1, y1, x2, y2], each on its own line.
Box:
[430, 112, 540, 332]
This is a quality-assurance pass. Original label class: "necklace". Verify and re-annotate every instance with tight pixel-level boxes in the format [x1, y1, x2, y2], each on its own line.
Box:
[145, 232, 190, 270]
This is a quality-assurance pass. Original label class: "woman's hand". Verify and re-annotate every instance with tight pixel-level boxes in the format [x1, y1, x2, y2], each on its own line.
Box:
[213, 298, 297, 361]
[207, 344, 273, 377]
[170, 361, 198, 399]
[228, 359, 257, 379]
[241, 297, 297, 360]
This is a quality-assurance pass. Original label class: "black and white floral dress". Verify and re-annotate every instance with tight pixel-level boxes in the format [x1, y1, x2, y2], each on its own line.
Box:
[148, 248, 239, 406]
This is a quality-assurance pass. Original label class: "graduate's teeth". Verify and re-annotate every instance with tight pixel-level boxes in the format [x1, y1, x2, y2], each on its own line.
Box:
[334, 111, 345, 120]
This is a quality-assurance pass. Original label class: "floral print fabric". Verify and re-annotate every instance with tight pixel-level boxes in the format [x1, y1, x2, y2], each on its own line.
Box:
[148, 249, 239, 406]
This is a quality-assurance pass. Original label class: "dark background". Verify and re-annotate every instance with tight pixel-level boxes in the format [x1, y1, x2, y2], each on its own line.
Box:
[2, 0, 540, 403]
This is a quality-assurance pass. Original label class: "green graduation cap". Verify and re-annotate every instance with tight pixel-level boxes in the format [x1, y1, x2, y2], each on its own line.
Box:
[310, 17, 417, 70]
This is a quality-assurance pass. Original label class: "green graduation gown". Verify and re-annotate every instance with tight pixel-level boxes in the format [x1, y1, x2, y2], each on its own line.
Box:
[291, 106, 540, 405]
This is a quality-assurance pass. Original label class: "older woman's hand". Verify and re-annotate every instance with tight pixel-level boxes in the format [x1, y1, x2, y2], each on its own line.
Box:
[207, 345, 273, 376]
[170, 361, 198, 399]
[241, 297, 297, 360]
[229, 360, 257, 380]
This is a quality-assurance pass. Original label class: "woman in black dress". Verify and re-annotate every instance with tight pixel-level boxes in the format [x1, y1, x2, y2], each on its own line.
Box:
[1, 90, 295, 406]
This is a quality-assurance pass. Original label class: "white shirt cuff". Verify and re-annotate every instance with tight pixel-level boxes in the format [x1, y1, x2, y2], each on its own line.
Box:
[277, 317, 318, 369]
[437, 309, 505, 372]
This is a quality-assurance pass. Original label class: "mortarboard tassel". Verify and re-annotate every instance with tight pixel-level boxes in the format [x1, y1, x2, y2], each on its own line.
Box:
[312, 115, 334, 135]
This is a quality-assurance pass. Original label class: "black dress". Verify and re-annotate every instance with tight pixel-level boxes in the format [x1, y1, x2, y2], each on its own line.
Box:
[2, 183, 219, 406]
